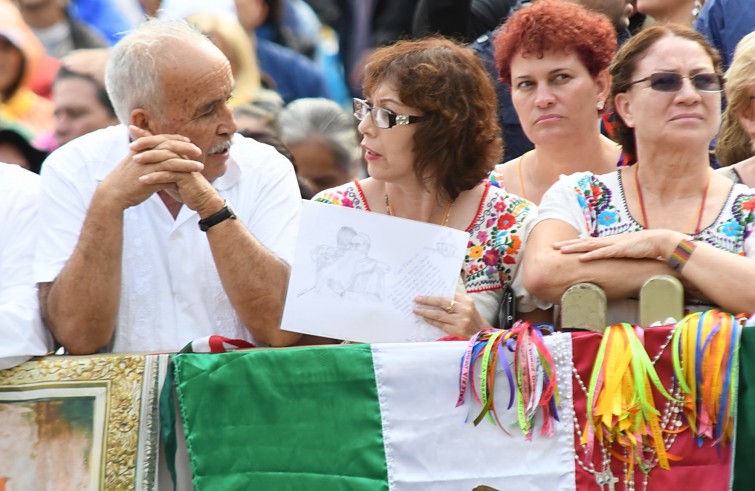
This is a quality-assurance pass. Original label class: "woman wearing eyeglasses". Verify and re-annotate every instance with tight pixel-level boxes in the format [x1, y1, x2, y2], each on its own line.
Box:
[313, 37, 549, 338]
[716, 32, 755, 186]
[488, 1, 623, 206]
[523, 24, 755, 323]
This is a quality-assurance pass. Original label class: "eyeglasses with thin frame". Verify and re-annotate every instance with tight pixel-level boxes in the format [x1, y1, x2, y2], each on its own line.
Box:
[628, 72, 724, 93]
[352, 98, 427, 129]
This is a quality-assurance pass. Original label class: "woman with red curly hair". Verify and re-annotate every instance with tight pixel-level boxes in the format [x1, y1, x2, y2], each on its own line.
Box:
[313, 38, 549, 338]
[489, 1, 621, 205]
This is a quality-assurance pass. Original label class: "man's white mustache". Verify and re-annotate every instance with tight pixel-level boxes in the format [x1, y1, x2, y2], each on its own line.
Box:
[209, 140, 233, 155]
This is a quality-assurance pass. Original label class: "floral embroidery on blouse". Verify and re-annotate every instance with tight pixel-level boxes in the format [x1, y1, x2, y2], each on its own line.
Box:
[488, 170, 504, 190]
[573, 173, 624, 237]
[313, 180, 535, 294]
[571, 171, 755, 254]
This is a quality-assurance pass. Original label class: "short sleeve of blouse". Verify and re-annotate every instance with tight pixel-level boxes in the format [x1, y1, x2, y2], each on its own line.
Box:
[312, 180, 367, 210]
[531, 172, 597, 238]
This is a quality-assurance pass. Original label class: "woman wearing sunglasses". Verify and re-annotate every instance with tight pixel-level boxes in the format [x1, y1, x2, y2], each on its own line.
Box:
[313, 38, 549, 338]
[523, 24, 755, 323]
[716, 32, 755, 185]
[489, 1, 623, 206]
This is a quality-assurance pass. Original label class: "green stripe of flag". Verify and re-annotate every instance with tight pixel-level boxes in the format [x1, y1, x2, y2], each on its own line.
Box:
[173, 344, 389, 490]
[734, 327, 755, 490]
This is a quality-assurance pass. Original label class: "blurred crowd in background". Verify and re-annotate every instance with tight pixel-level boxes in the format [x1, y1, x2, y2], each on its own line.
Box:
[0, 0, 753, 194]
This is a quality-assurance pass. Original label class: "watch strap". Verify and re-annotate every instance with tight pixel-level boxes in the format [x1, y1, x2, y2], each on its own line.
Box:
[198, 200, 236, 232]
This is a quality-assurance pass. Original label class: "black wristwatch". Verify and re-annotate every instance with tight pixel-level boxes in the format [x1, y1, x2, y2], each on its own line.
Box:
[198, 199, 237, 232]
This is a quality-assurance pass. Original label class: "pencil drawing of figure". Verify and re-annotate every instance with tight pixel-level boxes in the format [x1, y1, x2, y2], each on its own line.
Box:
[298, 226, 357, 297]
[298, 227, 389, 302]
[343, 234, 390, 302]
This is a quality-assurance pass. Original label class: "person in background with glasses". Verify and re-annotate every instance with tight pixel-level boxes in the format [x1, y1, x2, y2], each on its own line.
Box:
[488, 1, 623, 206]
[524, 24, 755, 324]
[311, 38, 550, 339]
[716, 32, 755, 185]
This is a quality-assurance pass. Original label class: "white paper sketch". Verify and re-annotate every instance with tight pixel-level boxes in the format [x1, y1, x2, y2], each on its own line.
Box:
[281, 200, 469, 343]
[298, 227, 390, 302]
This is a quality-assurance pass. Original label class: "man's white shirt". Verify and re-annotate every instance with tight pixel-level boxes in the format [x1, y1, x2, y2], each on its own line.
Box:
[35, 125, 301, 352]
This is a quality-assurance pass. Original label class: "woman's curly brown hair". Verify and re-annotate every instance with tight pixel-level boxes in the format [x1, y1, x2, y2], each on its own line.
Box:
[493, 0, 617, 86]
[363, 37, 502, 200]
[609, 25, 722, 162]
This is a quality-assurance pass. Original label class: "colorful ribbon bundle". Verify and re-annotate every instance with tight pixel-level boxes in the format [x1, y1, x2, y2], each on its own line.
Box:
[583, 323, 681, 474]
[456, 322, 559, 439]
[671, 310, 743, 448]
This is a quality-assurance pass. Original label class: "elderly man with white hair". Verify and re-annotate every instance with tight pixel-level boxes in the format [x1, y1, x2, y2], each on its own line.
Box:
[35, 18, 302, 354]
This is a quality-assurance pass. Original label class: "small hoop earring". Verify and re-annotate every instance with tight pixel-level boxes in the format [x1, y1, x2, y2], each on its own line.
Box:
[597, 101, 605, 111]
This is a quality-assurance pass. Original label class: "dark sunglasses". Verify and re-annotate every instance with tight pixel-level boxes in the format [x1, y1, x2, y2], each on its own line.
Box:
[629, 72, 724, 93]
[352, 98, 427, 129]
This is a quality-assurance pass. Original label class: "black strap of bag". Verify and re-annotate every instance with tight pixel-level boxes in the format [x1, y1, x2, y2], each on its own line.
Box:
[497, 283, 517, 329]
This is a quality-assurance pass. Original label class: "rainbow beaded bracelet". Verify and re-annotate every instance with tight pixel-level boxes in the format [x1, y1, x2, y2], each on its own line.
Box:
[667, 238, 697, 272]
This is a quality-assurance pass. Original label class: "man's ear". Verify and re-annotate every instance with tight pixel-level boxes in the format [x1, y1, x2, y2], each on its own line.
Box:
[614, 92, 635, 128]
[130, 109, 156, 134]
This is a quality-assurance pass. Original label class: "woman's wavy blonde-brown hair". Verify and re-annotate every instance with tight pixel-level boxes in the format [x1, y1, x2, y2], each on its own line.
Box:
[717, 31, 755, 167]
[363, 37, 502, 200]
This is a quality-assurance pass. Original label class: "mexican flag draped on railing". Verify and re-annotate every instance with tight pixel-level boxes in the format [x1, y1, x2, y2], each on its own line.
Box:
[162, 312, 753, 490]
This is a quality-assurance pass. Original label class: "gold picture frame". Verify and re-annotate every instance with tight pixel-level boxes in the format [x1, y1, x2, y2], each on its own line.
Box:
[0, 354, 167, 490]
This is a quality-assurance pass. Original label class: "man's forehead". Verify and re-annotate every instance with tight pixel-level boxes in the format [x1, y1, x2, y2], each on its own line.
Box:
[161, 62, 232, 116]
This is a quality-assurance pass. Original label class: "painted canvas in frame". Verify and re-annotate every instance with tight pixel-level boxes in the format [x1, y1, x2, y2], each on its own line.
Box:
[0, 354, 167, 490]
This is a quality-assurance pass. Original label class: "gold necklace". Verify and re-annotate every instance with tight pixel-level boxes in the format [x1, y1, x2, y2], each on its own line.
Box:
[516, 150, 535, 200]
[384, 194, 454, 226]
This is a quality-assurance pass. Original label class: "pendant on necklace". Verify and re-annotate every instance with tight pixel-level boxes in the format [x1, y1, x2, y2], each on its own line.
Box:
[595, 470, 619, 491]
